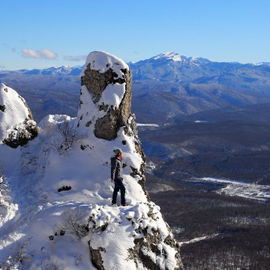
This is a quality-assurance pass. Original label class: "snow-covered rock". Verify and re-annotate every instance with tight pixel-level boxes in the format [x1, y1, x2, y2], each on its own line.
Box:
[0, 52, 183, 269]
[78, 51, 132, 141]
[0, 83, 38, 148]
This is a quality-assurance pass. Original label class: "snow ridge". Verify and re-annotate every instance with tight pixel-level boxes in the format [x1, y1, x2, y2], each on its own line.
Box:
[152, 51, 199, 63]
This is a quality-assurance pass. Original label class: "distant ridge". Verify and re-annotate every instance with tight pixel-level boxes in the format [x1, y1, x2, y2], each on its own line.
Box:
[1, 52, 270, 73]
[1, 52, 270, 124]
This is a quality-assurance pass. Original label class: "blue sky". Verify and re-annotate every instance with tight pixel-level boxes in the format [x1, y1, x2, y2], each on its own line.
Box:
[1, 0, 270, 70]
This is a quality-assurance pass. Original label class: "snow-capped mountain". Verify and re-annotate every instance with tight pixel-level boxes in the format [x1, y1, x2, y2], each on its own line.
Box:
[12, 65, 82, 76]
[129, 53, 270, 123]
[256, 62, 270, 66]
[151, 52, 208, 64]
[0, 52, 183, 269]
[129, 52, 270, 85]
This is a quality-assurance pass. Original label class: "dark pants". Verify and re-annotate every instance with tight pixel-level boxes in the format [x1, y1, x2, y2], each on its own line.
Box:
[112, 178, 126, 205]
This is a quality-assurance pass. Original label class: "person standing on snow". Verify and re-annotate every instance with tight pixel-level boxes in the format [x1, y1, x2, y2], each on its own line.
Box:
[111, 149, 126, 206]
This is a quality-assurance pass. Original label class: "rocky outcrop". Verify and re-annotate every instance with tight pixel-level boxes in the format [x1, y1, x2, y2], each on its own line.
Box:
[0, 83, 38, 148]
[86, 202, 184, 270]
[88, 241, 106, 270]
[3, 119, 38, 148]
[78, 52, 133, 141]
[78, 51, 184, 270]
[78, 51, 148, 195]
[129, 213, 184, 270]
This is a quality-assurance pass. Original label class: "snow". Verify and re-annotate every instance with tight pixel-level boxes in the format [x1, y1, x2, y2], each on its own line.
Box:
[101, 83, 126, 108]
[0, 83, 33, 142]
[225, 216, 269, 226]
[194, 120, 208, 123]
[0, 53, 180, 269]
[190, 177, 270, 202]
[179, 234, 219, 247]
[153, 52, 183, 62]
[149, 184, 175, 194]
[146, 161, 156, 174]
[83, 51, 129, 77]
[137, 123, 159, 127]
[0, 114, 151, 268]
[172, 227, 185, 234]
[152, 51, 200, 64]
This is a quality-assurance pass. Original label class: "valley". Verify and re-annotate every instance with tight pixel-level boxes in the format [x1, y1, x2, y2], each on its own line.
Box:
[146, 170, 270, 269]
[141, 115, 270, 269]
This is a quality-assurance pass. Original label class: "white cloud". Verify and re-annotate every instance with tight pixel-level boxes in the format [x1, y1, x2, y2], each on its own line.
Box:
[39, 48, 57, 59]
[22, 49, 39, 58]
[22, 48, 57, 59]
[63, 55, 86, 62]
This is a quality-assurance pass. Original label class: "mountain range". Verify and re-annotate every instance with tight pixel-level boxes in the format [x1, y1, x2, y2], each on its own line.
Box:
[1, 52, 270, 123]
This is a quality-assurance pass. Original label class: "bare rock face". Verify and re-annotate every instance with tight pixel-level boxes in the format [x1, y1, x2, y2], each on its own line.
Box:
[93, 68, 131, 140]
[81, 66, 126, 104]
[0, 83, 38, 148]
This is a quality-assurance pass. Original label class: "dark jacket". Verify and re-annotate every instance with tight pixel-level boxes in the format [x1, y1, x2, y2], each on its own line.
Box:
[111, 156, 123, 181]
